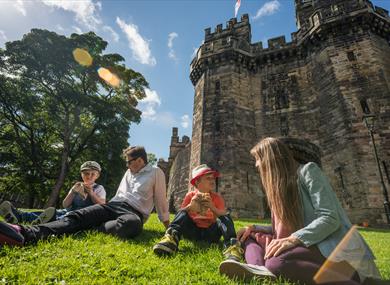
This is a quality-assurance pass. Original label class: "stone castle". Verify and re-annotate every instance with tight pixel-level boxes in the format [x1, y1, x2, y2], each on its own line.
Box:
[159, 0, 390, 225]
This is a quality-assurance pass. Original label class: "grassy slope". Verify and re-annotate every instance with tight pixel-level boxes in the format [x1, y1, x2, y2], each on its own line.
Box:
[0, 214, 389, 284]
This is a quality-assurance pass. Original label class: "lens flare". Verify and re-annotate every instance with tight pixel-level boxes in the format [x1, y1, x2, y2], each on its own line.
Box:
[314, 226, 364, 284]
[98, 67, 121, 87]
[72, 48, 93, 67]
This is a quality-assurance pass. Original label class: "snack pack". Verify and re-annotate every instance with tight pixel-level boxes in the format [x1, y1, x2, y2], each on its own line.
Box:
[193, 192, 211, 215]
[71, 182, 88, 200]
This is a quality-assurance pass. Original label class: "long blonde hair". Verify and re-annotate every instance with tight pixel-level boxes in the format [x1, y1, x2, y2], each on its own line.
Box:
[250, 137, 302, 231]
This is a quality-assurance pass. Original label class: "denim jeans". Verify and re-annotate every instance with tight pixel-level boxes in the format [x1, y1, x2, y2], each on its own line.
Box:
[18, 211, 42, 223]
[168, 210, 236, 246]
[20, 201, 144, 243]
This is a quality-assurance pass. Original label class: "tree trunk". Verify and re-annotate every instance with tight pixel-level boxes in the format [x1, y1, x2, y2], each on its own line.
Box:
[46, 110, 71, 207]
[45, 149, 69, 207]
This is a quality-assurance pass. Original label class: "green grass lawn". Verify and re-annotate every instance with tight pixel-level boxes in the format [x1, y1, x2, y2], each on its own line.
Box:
[0, 214, 389, 284]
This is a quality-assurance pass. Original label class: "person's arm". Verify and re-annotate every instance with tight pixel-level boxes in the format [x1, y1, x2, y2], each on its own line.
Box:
[291, 162, 341, 247]
[202, 194, 227, 217]
[62, 183, 80, 208]
[153, 168, 170, 228]
[180, 192, 200, 213]
[84, 184, 106, 205]
[237, 224, 273, 242]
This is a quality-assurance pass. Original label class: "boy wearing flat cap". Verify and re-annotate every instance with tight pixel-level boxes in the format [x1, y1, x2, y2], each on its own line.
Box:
[0, 161, 106, 224]
[153, 164, 242, 261]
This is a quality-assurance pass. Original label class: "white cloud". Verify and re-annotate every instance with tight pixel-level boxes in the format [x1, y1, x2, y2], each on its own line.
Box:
[0, 30, 8, 41]
[253, 0, 280, 20]
[142, 88, 161, 105]
[40, 0, 102, 29]
[142, 105, 157, 120]
[140, 88, 161, 120]
[181, 114, 191, 129]
[168, 32, 178, 61]
[72, 26, 83, 34]
[116, 17, 156, 66]
[167, 33, 178, 60]
[14, 0, 27, 16]
[103, 26, 120, 42]
[167, 32, 178, 49]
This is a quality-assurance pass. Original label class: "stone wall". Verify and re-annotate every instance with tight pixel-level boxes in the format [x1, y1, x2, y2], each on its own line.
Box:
[166, 142, 191, 212]
[185, 0, 390, 224]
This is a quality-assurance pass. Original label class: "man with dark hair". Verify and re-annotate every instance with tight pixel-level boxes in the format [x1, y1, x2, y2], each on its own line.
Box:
[0, 146, 169, 247]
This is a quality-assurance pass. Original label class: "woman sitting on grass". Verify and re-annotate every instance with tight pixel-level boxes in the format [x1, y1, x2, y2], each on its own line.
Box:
[219, 137, 381, 285]
[0, 161, 106, 224]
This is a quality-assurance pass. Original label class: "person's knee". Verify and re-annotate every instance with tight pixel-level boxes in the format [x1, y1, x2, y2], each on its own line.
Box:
[265, 255, 286, 275]
[115, 215, 143, 239]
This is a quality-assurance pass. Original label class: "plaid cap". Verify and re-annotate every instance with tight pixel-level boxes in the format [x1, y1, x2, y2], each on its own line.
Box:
[190, 164, 220, 186]
[80, 161, 101, 172]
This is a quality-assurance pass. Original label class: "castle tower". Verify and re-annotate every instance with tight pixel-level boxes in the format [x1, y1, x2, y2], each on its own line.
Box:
[190, 14, 266, 218]
[188, 1, 390, 223]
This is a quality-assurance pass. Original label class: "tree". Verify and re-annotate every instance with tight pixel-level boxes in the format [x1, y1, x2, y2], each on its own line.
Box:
[147, 153, 158, 166]
[0, 29, 148, 206]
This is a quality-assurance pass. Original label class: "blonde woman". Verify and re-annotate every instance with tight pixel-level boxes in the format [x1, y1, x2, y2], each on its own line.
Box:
[220, 137, 381, 285]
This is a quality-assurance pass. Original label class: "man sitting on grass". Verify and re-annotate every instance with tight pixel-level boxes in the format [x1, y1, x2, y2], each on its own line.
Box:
[0, 146, 169, 247]
[0, 161, 106, 225]
[153, 164, 243, 261]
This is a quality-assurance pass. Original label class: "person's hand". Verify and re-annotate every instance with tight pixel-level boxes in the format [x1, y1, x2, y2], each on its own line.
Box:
[264, 236, 301, 259]
[71, 182, 83, 194]
[83, 183, 93, 194]
[187, 196, 201, 212]
[237, 226, 253, 243]
[201, 194, 212, 209]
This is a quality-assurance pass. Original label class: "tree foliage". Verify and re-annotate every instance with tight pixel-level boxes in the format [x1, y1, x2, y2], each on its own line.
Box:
[0, 29, 148, 206]
[147, 153, 158, 166]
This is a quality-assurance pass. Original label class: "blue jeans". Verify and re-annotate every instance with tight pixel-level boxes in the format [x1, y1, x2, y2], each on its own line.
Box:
[18, 211, 42, 223]
[168, 210, 236, 246]
[18, 209, 70, 223]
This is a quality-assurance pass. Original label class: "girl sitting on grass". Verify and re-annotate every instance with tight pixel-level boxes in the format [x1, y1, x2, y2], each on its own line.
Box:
[219, 137, 381, 285]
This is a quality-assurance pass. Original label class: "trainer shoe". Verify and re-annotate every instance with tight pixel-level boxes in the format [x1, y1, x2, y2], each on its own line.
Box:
[31, 207, 56, 225]
[219, 259, 276, 282]
[0, 201, 20, 223]
[223, 238, 244, 261]
[0, 222, 24, 247]
[153, 228, 179, 255]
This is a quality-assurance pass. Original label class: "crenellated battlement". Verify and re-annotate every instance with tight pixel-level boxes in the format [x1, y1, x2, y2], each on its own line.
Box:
[190, 0, 390, 86]
[204, 14, 250, 42]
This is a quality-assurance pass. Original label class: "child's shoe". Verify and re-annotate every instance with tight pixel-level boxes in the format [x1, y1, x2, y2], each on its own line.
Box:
[153, 228, 179, 255]
[223, 238, 244, 261]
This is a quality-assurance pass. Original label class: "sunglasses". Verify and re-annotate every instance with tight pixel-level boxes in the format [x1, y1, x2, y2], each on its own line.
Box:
[126, 157, 138, 165]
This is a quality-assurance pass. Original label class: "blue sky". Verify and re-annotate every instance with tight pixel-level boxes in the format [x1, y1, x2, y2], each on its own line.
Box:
[1, 0, 389, 160]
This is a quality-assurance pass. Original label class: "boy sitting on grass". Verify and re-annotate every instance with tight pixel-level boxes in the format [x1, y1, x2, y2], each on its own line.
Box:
[0, 161, 106, 225]
[153, 164, 242, 261]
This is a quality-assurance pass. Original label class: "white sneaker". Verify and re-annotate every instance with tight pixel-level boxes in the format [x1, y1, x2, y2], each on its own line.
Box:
[0, 201, 19, 223]
[219, 259, 276, 282]
[32, 207, 56, 225]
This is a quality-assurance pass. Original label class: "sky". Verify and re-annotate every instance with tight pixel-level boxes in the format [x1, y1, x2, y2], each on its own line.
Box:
[0, 0, 389, 160]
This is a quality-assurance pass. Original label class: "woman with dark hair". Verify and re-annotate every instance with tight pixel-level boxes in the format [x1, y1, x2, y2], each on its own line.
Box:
[220, 137, 381, 284]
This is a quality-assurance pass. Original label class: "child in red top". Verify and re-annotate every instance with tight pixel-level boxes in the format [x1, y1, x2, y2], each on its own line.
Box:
[153, 164, 243, 261]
